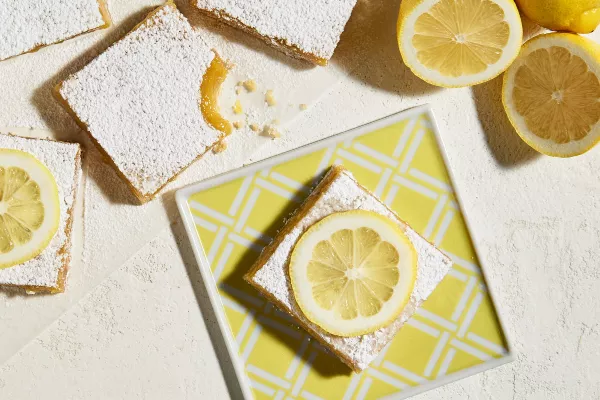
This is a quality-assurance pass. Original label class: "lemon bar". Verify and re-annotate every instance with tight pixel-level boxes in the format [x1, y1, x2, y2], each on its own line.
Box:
[194, 0, 359, 65]
[245, 165, 452, 371]
[56, 3, 230, 203]
[0, 0, 111, 61]
[0, 134, 82, 294]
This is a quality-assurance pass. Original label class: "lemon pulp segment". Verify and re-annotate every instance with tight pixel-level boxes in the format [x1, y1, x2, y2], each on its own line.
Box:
[0, 149, 60, 269]
[398, 0, 522, 87]
[289, 210, 417, 337]
[503, 33, 600, 157]
[201, 54, 232, 136]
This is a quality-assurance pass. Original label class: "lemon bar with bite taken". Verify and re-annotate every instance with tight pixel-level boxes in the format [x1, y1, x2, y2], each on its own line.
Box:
[0, 134, 82, 294]
[56, 2, 231, 203]
[194, 0, 359, 66]
[0, 0, 111, 61]
[245, 165, 452, 371]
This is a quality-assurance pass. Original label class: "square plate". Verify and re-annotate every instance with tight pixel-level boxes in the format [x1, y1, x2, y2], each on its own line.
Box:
[176, 105, 513, 400]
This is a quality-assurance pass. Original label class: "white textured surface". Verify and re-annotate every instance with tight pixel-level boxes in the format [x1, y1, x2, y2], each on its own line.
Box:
[0, 0, 106, 61]
[60, 4, 220, 198]
[251, 167, 452, 370]
[0, 134, 80, 289]
[1, 0, 600, 399]
[195, 0, 358, 60]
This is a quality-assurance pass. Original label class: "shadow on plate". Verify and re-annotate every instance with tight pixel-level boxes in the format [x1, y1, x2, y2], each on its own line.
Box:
[333, 0, 441, 97]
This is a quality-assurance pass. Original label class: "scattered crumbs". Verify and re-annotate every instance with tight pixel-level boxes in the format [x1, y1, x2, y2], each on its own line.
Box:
[233, 121, 244, 129]
[262, 125, 280, 139]
[265, 90, 276, 107]
[243, 79, 257, 92]
[232, 99, 243, 114]
[249, 123, 260, 132]
[299, 104, 308, 111]
[235, 86, 243, 95]
[236, 81, 244, 87]
[212, 140, 227, 153]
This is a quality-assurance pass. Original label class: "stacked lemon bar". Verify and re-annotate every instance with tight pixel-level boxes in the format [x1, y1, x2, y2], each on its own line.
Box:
[246, 166, 452, 371]
[56, 2, 230, 203]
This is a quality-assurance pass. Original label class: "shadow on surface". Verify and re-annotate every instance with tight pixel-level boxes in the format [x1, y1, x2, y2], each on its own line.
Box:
[333, 0, 441, 97]
[472, 76, 540, 168]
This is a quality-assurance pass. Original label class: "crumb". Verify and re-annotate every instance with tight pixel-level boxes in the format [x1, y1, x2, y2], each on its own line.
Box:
[233, 99, 243, 114]
[235, 87, 243, 95]
[236, 81, 244, 87]
[299, 104, 308, 111]
[272, 119, 280, 125]
[249, 123, 260, 132]
[233, 121, 245, 129]
[243, 80, 257, 92]
[265, 90, 276, 107]
[262, 125, 280, 139]
[212, 140, 227, 154]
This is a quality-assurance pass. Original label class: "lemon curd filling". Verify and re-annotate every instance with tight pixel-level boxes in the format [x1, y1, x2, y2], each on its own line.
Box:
[200, 54, 232, 136]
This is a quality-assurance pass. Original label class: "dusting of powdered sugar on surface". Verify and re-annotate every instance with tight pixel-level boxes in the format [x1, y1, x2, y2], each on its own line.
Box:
[195, 0, 359, 61]
[0, 0, 106, 61]
[251, 167, 452, 370]
[0, 134, 81, 289]
[59, 4, 222, 198]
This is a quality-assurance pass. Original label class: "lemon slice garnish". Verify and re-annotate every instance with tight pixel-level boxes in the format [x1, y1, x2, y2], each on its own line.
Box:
[289, 210, 417, 337]
[502, 33, 600, 157]
[397, 0, 523, 87]
[0, 149, 60, 269]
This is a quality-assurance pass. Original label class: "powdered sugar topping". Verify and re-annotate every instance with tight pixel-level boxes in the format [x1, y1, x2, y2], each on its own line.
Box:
[0, 134, 81, 289]
[0, 0, 106, 61]
[195, 0, 358, 61]
[59, 4, 222, 198]
[251, 168, 452, 370]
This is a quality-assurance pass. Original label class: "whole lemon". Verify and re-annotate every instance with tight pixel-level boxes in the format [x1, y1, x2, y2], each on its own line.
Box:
[516, 0, 600, 33]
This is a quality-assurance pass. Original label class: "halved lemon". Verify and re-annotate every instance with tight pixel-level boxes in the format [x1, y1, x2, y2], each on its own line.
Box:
[503, 33, 600, 157]
[397, 0, 523, 87]
[289, 210, 417, 337]
[0, 149, 60, 269]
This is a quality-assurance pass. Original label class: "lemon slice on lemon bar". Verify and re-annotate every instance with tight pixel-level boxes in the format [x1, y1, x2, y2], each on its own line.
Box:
[289, 210, 417, 337]
[0, 149, 60, 269]
[397, 0, 523, 87]
[503, 33, 600, 157]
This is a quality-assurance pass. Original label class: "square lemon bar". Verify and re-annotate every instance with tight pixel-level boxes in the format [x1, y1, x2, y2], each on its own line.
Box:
[245, 165, 452, 371]
[194, 0, 359, 65]
[0, 0, 111, 61]
[56, 3, 230, 203]
[0, 134, 82, 294]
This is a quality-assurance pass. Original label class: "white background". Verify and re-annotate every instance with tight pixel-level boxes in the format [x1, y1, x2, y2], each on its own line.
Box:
[1, 0, 600, 399]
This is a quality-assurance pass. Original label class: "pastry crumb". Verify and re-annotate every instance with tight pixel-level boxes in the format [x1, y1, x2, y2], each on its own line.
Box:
[212, 140, 227, 153]
[262, 125, 280, 139]
[233, 121, 244, 129]
[265, 90, 276, 106]
[232, 99, 243, 114]
[243, 80, 257, 92]
[271, 119, 280, 125]
[235, 86, 243, 95]
[249, 123, 260, 132]
[299, 104, 308, 111]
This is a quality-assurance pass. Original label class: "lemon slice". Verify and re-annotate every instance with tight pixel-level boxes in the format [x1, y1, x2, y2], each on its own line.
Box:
[289, 210, 417, 337]
[397, 0, 523, 87]
[502, 33, 600, 157]
[0, 149, 60, 270]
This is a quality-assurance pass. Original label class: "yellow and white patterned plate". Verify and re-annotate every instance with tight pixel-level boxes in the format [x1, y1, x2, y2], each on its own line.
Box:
[176, 105, 512, 400]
